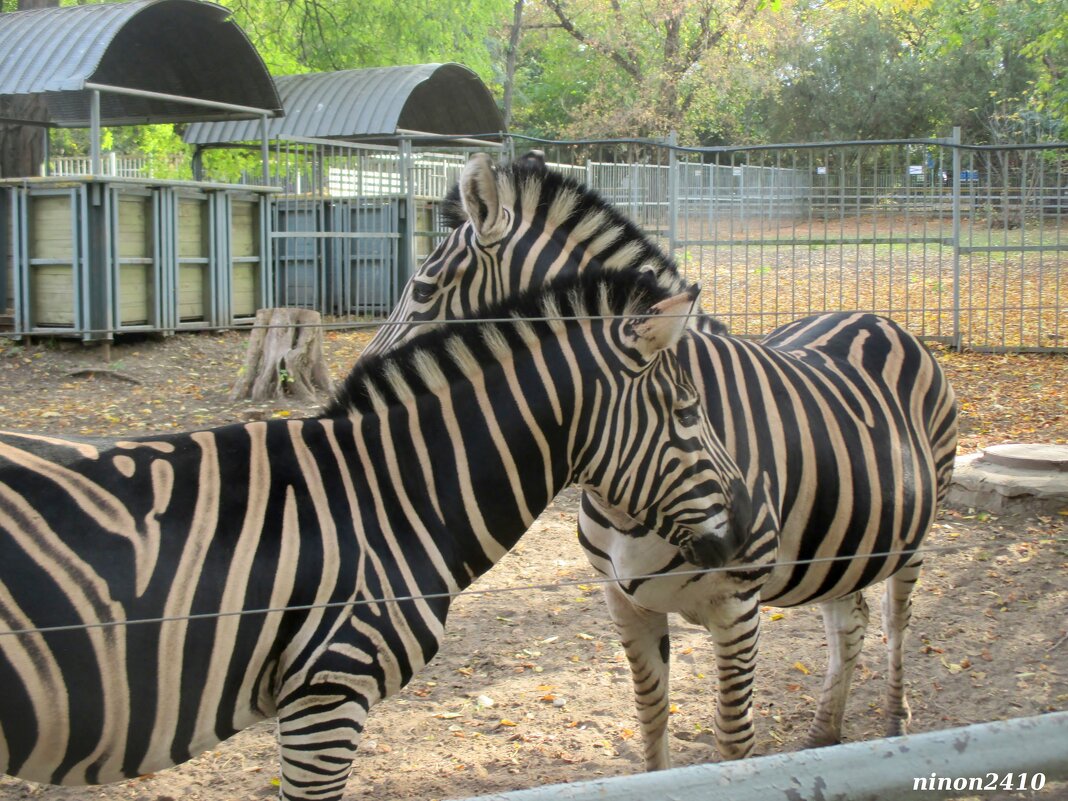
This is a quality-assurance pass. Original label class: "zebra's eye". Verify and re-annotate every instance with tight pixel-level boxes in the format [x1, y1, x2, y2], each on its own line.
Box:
[410, 281, 436, 303]
[674, 402, 701, 427]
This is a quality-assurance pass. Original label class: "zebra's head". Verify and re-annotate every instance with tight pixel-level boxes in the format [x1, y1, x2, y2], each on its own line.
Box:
[573, 283, 752, 570]
[363, 151, 711, 358]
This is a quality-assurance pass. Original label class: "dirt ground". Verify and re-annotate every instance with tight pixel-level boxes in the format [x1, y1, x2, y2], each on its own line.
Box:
[0, 331, 1064, 801]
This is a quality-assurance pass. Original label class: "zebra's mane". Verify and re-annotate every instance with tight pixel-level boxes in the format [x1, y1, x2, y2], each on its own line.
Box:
[442, 156, 727, 334]
[323, 270, 676, 418]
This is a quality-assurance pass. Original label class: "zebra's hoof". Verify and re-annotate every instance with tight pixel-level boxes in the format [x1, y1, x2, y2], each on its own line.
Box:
[886, 718, 910, 737]
[802, 732, 841, 749]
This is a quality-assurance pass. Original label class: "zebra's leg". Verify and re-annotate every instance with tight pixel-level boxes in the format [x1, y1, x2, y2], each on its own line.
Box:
[276, 690, 368, 801]
[691, 596, 762, 761]
[805, 590, 871, 748]
[882, 556, 923, 736]
[603, 580, 673, 771]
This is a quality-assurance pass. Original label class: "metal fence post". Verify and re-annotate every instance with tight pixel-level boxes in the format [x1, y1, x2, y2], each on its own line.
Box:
[667, 130, 679, 257]
[89, 90, 101, 175]
[400, 137, 416, 295]
[951, 126, 962, 350]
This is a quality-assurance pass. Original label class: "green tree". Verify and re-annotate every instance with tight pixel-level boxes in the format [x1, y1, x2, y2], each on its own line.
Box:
[922, 0, 1066, 141]
[758, 6, 937, 141]
[219, 0, 510, 81]
[751, 0, 1067, 144]
[511, 0, 789, 142]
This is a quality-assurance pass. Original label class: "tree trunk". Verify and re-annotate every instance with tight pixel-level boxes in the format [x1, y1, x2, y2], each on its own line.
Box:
[0, 0, 58, 179]
[502, 0, 524, 131]
[230, 308, 334, 403]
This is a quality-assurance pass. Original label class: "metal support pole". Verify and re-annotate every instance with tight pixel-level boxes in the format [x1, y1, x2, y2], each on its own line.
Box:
[667, 130, 679, 258]
[455, 712, 1068, 801]
[399, 138, 416, 293]
[41, 128, 49, 177]
[89, 90, 101, 175]
[260, 114, 270, 184]
[951, 125, 962, 350]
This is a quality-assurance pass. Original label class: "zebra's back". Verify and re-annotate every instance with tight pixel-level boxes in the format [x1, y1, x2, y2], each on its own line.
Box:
[683, 311, 957, 606]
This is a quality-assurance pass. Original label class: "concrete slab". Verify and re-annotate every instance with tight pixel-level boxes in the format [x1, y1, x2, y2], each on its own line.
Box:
[948, 443, 1068, 516]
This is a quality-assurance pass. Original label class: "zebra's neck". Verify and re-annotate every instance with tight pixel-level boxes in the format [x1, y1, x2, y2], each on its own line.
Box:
[335, 332, 590, 591]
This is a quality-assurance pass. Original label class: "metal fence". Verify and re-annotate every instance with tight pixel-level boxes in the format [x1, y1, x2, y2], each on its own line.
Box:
[517, 132, 1067, 353]
[47, 153, 183, 179]
[16, 133, 1066, 352]
[198, 136, 475, 318]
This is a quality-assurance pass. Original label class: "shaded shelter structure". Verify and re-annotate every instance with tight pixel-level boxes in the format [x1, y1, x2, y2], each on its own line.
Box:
[0, 0, 284, 341]
[0, 0, 281, 131]
[184, 63, 503, 147]
[184, 64, 504, 318]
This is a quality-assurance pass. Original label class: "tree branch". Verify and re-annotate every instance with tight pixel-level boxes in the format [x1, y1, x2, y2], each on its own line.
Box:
[542, 0, 643, 82]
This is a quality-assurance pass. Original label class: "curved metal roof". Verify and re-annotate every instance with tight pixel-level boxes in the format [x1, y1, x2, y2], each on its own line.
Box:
[0, 0, 281, 127]
[183, 63, 502, 145]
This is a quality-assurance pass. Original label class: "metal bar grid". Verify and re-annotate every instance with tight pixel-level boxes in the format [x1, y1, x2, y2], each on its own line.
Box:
[501, 135, 1064, 352]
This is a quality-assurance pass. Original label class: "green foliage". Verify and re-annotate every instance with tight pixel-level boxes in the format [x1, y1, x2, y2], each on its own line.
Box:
[218, 0, 510, 82]
[749, 0, 1067, 143]
[16, 0, 1067, 164]
[930, 0, 1066, 140]
[200, 147, 263, 185]
[511, 0, 789, 142]
[758, 7, 936, 141]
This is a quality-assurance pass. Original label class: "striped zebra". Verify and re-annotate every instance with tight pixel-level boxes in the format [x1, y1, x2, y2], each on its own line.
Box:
[364, 152, 959, 768]
[0, 272, 765, 800]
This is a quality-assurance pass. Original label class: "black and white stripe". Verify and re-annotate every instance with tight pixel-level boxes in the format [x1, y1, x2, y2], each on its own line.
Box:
[0, 273, 759, 799]
[365, 153, 959, 768]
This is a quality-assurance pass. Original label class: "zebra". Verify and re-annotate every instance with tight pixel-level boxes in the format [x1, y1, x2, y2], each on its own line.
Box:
[363, 152, 959, 769]
[0, 271, 768, 800]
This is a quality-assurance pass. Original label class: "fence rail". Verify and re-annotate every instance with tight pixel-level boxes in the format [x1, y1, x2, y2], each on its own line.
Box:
[454, 711, 1068, 801]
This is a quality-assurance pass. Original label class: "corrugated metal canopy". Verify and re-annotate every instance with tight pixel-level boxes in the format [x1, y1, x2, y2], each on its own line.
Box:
[0, 0, 281, 127]
[183, 63, 502, 145]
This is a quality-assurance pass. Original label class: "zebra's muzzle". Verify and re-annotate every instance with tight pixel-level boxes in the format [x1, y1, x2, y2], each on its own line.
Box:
[678, 528, 733, 569]
[678, 479, 754, 569]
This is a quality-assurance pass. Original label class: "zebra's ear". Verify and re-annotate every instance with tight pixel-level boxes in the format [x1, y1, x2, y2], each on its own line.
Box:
[625, 284, 701, 358]
[460, 153, 509, 242]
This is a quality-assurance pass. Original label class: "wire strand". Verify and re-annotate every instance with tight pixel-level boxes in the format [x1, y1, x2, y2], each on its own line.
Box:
[0, 310, 728, 340]
[0, 539, 1039, 639]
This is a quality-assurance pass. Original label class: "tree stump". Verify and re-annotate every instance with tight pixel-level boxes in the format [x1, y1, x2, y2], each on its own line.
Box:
[230, 308, 334, 403]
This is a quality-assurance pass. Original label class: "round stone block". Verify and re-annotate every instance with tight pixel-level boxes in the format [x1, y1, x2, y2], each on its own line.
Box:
[981, 443, 1068, 472]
